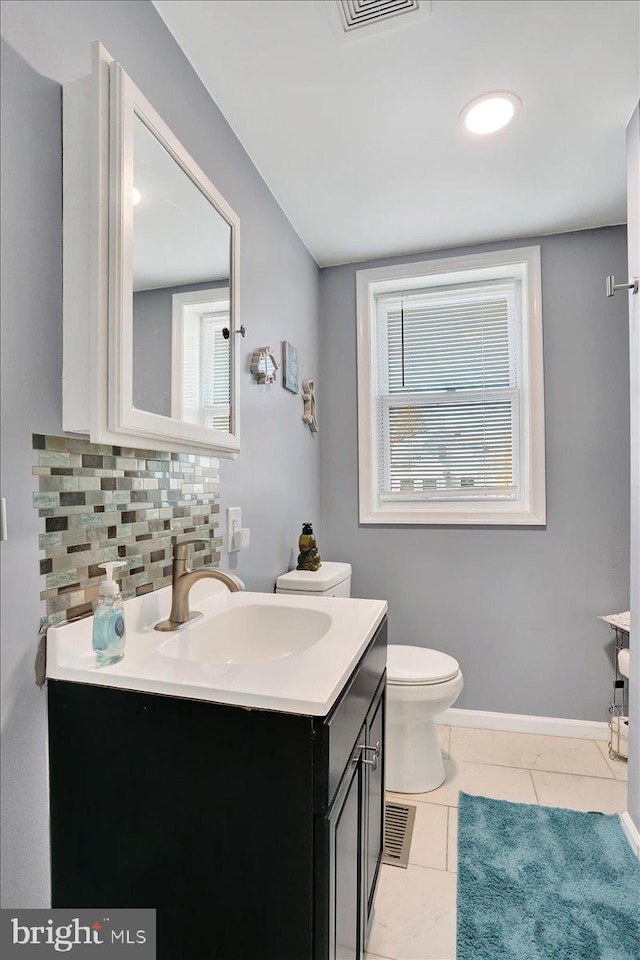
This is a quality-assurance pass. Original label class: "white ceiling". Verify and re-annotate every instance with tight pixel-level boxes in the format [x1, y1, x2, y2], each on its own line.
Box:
[154, 0, 639, 267]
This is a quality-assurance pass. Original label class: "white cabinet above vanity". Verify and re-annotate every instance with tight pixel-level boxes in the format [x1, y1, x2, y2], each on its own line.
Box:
[63, 43, 241, 457]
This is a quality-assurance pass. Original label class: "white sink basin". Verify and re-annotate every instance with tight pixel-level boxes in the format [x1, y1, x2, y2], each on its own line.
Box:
[160, 604, 331, 664]
[46, 580, 387, 715]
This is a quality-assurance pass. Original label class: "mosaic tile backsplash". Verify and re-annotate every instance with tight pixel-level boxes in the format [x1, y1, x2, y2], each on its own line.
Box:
[33, 434, 221, 626]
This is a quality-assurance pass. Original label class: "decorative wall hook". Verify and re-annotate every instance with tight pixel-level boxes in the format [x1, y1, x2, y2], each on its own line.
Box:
[302, 378, 319, 433]
[250, 346, 279, 384]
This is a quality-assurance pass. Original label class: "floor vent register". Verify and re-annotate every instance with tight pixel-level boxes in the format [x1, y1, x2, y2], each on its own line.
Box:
[382, 801, 416, 868]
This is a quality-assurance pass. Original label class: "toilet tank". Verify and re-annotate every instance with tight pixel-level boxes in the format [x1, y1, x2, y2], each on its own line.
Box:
[275, 561, 352, 598]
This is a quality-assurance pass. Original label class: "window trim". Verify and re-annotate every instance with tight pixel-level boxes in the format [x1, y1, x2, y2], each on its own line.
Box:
[356, 246, 546, 526]
[171, 287, 230, 424]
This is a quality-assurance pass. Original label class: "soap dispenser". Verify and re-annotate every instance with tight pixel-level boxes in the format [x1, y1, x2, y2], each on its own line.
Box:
[93, 561, 127, 667]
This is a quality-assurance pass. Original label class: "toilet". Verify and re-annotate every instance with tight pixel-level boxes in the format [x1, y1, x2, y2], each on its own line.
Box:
[386, 645, 463, 793]
[275, 561, 352, 597]
[275, 562, 462, 794]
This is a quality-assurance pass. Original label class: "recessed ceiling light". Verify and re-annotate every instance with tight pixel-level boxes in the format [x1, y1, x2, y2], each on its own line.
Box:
[132, 187, 142, 206]
[460, 92, 521, 135]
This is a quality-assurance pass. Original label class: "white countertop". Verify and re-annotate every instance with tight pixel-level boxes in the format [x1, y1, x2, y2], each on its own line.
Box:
[46, 580, 388, 716]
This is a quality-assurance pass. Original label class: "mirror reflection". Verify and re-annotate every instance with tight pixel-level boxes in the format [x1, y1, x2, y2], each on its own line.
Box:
[131, 115, 232, 432]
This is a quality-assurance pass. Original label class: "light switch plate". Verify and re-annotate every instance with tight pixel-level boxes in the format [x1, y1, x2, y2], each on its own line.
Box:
[233, 528, 250, 550]
[227, 507, 241, 552]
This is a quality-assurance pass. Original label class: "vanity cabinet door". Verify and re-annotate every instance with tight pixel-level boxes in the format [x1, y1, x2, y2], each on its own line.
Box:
[327, 731, 366, 960]
[364, 680, 385, 929]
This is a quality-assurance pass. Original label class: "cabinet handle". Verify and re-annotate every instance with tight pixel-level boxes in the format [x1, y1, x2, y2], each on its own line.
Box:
[222, 324, 247, 339]
[358, 741, 381, 771]
[605, 275, 639, 297]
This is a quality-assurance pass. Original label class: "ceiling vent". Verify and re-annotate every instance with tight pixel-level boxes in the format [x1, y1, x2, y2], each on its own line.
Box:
[329, 0, 431, 39]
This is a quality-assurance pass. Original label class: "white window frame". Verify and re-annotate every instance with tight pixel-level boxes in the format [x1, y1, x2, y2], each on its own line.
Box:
[356, 247, 546, 525]
[171, 287, 230, 426]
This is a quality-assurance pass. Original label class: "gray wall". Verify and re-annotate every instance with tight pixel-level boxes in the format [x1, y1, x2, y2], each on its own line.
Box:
[319, 227, 630, 722]
[1, 39, 61, 912]
[0, 0, 320, 908]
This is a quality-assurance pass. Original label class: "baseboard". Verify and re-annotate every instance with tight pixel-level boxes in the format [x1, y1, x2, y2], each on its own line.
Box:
[619, 811, 640, 860]
[439, 707, 609, 741]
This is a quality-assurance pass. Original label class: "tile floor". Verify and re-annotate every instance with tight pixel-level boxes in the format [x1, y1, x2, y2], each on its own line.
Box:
[365, 725, 629, 960]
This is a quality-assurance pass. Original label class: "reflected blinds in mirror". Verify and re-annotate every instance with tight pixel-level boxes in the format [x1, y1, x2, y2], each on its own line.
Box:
[181, 310, 230, 432]
[375, 281, 519, 501]
[201, 316, 230, 432]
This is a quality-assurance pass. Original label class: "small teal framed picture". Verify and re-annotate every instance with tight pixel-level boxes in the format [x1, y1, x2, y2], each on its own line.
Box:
[282, 341, 299, 394]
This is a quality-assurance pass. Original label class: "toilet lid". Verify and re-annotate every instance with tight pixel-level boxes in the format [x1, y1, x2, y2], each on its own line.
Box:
[387, 645, 460, 685]
[275, 562, 351, 592]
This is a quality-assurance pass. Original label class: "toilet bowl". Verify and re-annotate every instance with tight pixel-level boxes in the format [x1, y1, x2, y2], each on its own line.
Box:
[386, 645, 463, 794]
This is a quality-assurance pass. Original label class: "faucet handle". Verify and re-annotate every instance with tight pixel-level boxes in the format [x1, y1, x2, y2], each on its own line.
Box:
[173, 538, 209, 562]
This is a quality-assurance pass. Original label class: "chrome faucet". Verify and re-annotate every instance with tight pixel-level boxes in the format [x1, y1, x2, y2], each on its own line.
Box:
[154, 539, 241, 632]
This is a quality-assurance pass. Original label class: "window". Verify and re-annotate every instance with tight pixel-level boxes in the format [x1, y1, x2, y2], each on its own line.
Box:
[171, 289, 231, 432]
[198, 314, 231, 431]
[356, 247, 545, 525]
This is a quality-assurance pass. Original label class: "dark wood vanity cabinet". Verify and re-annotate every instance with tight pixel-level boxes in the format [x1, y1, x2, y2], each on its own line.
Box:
[320, 678, 385, 959]
[48, 617, 387, 960]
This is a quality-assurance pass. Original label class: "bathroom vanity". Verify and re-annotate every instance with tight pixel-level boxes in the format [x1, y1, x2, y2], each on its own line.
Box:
[47, 583, 387, 959]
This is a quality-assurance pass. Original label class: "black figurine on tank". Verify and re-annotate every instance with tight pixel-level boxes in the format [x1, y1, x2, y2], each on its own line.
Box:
[296, 522, 322, 571]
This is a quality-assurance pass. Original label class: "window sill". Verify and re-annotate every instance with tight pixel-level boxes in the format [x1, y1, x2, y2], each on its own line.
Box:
[359, 504, 546, 526]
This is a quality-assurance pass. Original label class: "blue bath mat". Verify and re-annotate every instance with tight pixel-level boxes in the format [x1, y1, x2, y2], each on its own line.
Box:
[456, 792, 640, 960]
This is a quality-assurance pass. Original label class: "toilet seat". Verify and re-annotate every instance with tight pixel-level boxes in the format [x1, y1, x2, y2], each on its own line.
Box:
[387, 644, 460, 685]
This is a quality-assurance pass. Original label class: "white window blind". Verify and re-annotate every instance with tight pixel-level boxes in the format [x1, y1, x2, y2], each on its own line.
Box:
[356, 247, 545, 525]
[201, 315, 230, 432]
[376, 281, 519, 502]
[180, 311, 230, 430]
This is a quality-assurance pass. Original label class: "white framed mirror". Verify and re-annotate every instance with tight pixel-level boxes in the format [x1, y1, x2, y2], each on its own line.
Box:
[109, 62, 240, 456]
[62, 43, 241, 458]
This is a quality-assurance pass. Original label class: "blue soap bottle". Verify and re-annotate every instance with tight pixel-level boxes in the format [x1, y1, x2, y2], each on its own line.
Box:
[93, 561, 127, 667]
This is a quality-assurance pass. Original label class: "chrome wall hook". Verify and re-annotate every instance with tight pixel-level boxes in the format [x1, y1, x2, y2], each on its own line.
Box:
[605, 275, 639, 297]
